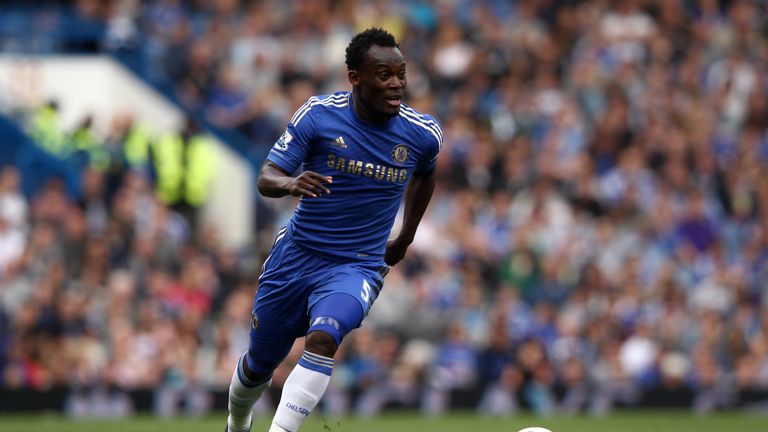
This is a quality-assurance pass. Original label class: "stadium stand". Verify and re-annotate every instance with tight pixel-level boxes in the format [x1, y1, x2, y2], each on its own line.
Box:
[1, 0, 767, 418]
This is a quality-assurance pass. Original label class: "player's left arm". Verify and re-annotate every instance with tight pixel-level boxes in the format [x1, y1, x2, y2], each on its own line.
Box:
[386, 113, 442, 266]
[384, 169, 437, 266]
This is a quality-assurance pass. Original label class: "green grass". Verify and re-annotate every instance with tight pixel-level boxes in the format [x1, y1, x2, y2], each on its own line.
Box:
[1, 411, 767, 432]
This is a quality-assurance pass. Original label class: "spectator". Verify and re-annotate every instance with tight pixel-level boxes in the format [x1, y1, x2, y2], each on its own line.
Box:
[1, 0, 767, 417]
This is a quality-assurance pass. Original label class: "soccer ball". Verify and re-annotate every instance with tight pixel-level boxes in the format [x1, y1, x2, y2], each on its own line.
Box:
[518, 428, 553, 432]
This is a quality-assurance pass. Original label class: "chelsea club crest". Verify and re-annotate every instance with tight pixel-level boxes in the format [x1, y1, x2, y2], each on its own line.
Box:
[251, 312, 260, 330]
[391, 144, 410, 164]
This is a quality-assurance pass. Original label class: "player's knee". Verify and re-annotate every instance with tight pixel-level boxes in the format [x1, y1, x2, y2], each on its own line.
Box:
[305, 330, 338, 358]
[244, 351, 276, 383]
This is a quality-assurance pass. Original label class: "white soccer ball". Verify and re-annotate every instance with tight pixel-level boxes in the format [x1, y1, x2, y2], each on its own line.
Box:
[518, 428, 553, 432]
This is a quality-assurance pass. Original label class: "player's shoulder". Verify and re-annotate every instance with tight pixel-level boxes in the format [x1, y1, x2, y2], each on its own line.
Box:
[290, 92, 350, 126]
[399, 103, 441, 126]
[397, 103, 443, 147]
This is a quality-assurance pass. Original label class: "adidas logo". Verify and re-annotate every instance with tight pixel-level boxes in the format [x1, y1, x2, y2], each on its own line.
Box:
[331, 136, 347, 149]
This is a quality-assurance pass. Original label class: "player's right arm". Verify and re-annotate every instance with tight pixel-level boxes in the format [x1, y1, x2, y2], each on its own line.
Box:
[257, 161, 332, 198]
[258, 96, 333, 198]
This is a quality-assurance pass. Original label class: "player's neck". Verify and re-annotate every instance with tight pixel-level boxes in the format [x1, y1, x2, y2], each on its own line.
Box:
[351, 91, 392, 125]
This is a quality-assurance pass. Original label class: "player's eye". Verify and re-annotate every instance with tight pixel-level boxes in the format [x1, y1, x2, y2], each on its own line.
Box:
[378, 73, 390, 80]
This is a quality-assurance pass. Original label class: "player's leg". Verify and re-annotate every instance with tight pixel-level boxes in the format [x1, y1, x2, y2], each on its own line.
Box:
[228, 226, 310, 432]
[226, 353, 272, 432]
[268, 293, 364, 432]
[227, 308, 298, 432]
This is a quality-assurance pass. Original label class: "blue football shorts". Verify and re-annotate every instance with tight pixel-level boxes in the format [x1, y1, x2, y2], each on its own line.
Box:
[245, 225, 388, 375]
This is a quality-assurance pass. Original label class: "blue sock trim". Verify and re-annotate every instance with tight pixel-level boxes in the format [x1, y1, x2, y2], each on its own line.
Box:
[298, 351, 333, 376]
[303, 351, 334, 367]
[237, 353, 272, 388]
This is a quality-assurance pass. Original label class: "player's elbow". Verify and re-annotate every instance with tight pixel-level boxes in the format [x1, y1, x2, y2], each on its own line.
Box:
[256, 187, 267, 197]
[256, 162, 292, 197]
[256, 167, 273, 195]
[256, 178, 274, 197]
[256, 176, 284, 198]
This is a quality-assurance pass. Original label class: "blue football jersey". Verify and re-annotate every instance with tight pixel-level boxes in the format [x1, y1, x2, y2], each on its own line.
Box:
[266, 92, 442, 261]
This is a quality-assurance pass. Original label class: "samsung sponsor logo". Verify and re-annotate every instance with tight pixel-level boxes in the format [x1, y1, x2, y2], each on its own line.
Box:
[326, 154, 408, 183]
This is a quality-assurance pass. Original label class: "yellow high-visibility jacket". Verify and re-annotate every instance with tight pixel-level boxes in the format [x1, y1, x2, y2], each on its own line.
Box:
[152, 132, 216, 206]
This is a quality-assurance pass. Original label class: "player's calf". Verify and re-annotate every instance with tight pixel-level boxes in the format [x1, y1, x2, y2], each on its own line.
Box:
[270, 346, 335, 431]
[226, 353, 273, 432]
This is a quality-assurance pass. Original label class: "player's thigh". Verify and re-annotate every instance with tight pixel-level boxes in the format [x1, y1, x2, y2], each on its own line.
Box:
[258, 225, 295, 283]
[307, 264, 386, 342]
[251, 224, 320, 330]
[248, 228, 314, 374]
[307, 292, 365, 347]
[246, 303, 305, 375]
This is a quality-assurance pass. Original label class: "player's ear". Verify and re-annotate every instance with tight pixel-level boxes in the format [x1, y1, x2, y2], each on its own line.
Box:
[348, 69, 359, 86]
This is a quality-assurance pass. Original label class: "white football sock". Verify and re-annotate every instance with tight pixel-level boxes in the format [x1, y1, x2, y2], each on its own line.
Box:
[228, 353, 271, 432]
[269, 351, 333, 431]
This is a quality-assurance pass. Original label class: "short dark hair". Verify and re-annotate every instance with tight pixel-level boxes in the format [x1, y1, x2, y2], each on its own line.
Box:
[345, 28, 398, 71]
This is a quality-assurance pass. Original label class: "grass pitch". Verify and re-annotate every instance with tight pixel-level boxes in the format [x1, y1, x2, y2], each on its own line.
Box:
[1, 410, 767, 432]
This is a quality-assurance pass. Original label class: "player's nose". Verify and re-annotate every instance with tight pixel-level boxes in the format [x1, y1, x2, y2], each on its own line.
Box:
[388, 76, 405, 90]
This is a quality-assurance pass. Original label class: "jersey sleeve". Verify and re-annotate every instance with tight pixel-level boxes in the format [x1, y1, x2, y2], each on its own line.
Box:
[414, 114, 443, 174]
[266, 98, 318, 173]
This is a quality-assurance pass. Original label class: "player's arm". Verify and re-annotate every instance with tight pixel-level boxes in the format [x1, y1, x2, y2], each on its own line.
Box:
[260, 100, 331, 199]
[257, 161, 332, 198]
[384, 169, 436, 266]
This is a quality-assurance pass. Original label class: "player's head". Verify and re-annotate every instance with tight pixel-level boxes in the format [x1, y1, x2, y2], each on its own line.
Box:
[346, 28, 405, 122]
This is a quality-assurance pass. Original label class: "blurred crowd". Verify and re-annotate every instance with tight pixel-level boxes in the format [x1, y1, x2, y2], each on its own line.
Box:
[2, 0, 768, 418]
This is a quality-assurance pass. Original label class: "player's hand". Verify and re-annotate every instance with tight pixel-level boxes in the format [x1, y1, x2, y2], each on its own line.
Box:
[384, 236, 411, 266]
[287, 171, 332, 198]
